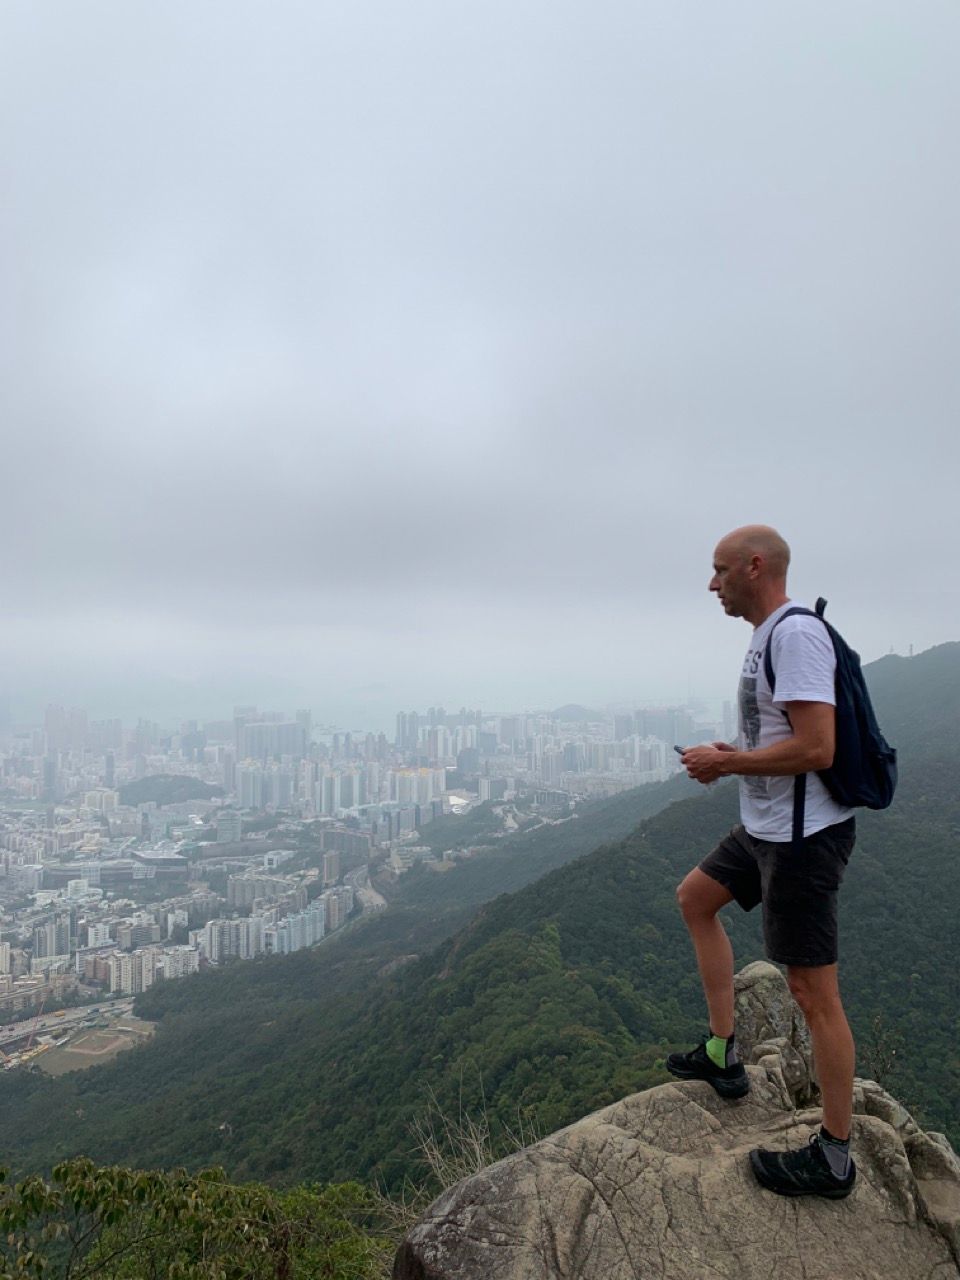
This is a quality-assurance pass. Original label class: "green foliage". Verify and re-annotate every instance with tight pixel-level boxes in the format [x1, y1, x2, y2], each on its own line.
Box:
[0, 775, 695, 1190]
[414, 801, 504, 855]
[396, 772, 697, 911]
[117, 777, 223, 808]
[0, 645, 956, 1196]
[0, 1159, 390, 1279]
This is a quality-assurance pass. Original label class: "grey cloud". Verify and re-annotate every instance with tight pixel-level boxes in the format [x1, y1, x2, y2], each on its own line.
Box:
[1, 0, 958, 718]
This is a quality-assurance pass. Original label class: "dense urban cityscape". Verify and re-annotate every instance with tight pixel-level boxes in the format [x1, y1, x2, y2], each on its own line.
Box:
[0, 698, 730, 1070]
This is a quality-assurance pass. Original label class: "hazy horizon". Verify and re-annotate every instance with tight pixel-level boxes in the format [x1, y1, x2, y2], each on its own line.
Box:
[3, 636, 946, 739]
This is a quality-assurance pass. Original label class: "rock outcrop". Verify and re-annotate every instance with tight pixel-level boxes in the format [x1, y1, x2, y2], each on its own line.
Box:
[394, 963, 960, 1280]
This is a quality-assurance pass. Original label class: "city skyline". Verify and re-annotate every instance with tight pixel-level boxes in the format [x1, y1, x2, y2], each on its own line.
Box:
[0, 626, 936, 738]
[0, 683, 694, 1041]
[7, 690, 736, 742]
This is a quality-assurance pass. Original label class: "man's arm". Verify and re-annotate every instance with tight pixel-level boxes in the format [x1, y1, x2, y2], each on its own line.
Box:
[683, 702, 835, 784]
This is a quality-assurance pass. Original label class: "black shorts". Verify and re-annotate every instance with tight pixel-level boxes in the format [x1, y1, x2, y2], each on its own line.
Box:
[698, 818, 856, 967]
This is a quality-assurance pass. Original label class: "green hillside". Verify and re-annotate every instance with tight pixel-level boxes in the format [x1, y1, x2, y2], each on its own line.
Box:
[0, 773, 696, 1178]
[393, 770, 697, 913]
[118, 775, 224, 807]
[1, 644, 956, 1190]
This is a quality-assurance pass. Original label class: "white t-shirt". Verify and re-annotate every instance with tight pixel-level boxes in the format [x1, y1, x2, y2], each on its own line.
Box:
[737, 601, 854, 841]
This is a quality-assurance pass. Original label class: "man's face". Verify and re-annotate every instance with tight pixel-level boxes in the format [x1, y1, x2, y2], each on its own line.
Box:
[709, 540, 753, 618]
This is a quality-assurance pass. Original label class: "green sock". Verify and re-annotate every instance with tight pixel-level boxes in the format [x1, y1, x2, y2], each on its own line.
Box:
[706, 1031, 736, 1069]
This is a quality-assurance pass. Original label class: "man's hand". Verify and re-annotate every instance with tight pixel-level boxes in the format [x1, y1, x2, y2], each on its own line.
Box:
[681, 743, 733, 784]
[681, 705, 835, 784]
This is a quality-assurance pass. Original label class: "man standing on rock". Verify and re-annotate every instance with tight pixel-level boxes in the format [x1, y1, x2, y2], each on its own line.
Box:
[669, 524, 858, 1199]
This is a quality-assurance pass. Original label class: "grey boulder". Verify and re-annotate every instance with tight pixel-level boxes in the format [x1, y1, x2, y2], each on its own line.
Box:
[394, 965, 960, 1280]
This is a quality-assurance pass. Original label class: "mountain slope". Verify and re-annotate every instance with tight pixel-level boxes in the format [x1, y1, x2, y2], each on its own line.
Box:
[0, 773, 697, 1178]
[1, 643, 956, 1187]
[392, 770, 696, 913]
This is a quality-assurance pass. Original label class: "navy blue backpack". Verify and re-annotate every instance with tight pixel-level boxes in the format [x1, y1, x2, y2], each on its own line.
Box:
[764, 598, 898, 844]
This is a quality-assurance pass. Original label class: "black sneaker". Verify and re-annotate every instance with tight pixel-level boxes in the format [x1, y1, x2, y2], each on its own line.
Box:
[665, 1037, 749, 1099]
[750, 1134, 856, 1199]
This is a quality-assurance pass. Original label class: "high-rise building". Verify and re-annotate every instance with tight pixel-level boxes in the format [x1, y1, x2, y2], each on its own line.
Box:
[478, 778, 508, 802]
[540, 749, 563, 786]
[263, 903, 324, 956]
[216, 810, 243, 843]
[44, 705, 67, 752]
[364, 762, 381, 804]
[203, 916, 266, 963]
[202, 719, 235, 743]
[203, 919, 232, 964]
[41, 758, 59, 803]
[33, 913, 71, 959]
[108, 947, 171, 995]
[396, 711, 421, 753]
[613, 714, 635, 742]
[634, 707, 695, 744]
[84, 789, 118, 812]
[133, 719, 159, 753]
[117, 919, 161, 950]
[320, 890, 342, 932]
[263, 765, 294, 808]
[221, 749, 237, 791]
[158, 946, 200, 981]
[226, 873, 297, 909]
[237, 764, 264, 810]
[90, 719, 122, 751]
[233, 707, 259, 752]
[239, 722, 307, 761]
[321, 890, 355, 931]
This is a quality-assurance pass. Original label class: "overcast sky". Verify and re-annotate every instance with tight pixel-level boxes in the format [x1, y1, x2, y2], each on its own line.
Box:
[2, 1, 957, 730]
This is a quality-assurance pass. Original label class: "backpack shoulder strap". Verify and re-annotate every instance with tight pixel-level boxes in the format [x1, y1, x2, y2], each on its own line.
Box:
[763, 598, 830, 851]
[762, 602, 823, 693]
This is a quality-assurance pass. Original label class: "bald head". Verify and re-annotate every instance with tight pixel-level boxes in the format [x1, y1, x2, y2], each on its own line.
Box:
[716, 525, 791, 580]
[710, 525, 791, 623]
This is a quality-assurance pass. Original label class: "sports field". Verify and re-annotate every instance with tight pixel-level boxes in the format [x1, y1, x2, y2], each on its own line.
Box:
[38, 1018, 155, 1076]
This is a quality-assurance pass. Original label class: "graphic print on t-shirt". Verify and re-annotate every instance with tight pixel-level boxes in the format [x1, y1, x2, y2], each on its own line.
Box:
[736, 601, 852, 840]
[738, 674, 767, 799]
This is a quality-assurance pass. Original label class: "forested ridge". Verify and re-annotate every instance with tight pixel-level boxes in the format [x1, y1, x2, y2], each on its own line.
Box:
[0, 769, 699, 1183]
[117, 775, 224, 807]
[0, 644, 956, 1193]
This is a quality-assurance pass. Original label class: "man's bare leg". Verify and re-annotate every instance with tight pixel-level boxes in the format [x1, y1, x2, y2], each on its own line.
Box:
[787, 963, 855, 1137]
[676, 869, 737, 1037]
[751, 961, 856, 1194]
